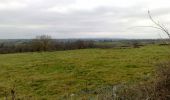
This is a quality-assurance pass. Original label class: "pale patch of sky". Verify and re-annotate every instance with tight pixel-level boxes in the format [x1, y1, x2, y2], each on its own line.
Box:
[0, 0, 169, 39]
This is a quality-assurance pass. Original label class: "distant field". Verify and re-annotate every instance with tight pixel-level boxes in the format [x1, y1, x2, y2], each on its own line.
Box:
[0, 45, 169, 99]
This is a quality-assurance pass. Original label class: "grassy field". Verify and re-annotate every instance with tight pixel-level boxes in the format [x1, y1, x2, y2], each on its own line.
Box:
[0, 45, 169, 99]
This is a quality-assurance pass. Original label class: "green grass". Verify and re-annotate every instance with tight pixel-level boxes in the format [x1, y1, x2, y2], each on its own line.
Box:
[0, 45, 169, 99]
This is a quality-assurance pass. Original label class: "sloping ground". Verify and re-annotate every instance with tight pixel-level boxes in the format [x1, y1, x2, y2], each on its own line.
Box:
[0, 45, 169, 99]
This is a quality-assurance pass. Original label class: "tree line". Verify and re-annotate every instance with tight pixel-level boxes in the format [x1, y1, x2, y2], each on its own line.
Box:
[0, 35, 95, 54]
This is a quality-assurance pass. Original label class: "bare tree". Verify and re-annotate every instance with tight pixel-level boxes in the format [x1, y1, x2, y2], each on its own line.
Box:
[32, 35, 54, 51]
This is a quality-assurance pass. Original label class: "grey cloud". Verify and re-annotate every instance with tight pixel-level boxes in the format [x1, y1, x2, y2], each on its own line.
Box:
[0, 0, 169, 39]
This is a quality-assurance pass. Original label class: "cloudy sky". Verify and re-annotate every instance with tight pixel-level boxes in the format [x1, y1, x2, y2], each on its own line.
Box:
[0, 0, 170, 39]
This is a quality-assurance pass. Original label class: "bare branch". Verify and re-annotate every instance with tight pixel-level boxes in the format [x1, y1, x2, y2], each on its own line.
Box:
[129, 26, 162, 30]
[148, 10, 170, 38]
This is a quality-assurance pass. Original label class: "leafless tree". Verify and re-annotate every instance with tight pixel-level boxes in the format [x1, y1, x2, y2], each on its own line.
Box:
[32, 35, 54, 51]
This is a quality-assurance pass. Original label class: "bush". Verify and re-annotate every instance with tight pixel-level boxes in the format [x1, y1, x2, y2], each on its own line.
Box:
[102, 62, 170, 100]
[0, 36, 96, 54]
[68, 62, 170, 100]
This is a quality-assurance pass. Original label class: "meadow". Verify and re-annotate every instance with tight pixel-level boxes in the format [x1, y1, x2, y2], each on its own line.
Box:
[0, 45, 169, 99]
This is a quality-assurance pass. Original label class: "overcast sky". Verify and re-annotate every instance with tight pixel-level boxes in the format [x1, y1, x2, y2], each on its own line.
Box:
[0, 0, 170, 39]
